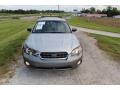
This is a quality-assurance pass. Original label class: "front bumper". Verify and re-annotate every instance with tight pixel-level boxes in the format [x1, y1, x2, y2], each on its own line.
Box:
[23, 52, 82, 68]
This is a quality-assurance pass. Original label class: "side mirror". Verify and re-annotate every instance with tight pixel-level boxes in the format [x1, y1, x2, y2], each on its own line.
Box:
[27, 28, 32, 32]
[72, 28, 77, 32]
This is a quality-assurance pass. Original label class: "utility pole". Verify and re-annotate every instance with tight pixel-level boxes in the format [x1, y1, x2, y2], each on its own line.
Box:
[58, 5, 59, 11]
[58, 5, 60, 17]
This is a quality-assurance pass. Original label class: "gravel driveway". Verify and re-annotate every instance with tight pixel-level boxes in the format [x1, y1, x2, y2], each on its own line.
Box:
[6, 31, 120, 85]
[72, 26, 120, 38]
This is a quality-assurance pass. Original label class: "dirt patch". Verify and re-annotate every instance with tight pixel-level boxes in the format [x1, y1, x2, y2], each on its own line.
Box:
[86, 17, 120, 27]
[20, 16, 40, 21]
[0, 63, 15, 84]
[0, 53, 21, 84]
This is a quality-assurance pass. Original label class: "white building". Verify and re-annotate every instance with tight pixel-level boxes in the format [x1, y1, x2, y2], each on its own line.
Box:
[80, 13, 107, 18]
[113, 15, 120, 18]
[72, 9, 81, 16]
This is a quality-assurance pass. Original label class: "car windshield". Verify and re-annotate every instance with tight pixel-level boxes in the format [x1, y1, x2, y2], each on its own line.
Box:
[32, 21, 71, 33]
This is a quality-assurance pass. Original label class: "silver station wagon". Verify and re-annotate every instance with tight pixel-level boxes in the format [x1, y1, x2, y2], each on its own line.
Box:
[22, 17, 83, 69]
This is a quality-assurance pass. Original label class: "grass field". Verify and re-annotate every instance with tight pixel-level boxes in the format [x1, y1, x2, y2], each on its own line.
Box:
[0, 18, 35, 75]
[68, 16, 120, 33]
[90, 34, 120, 61]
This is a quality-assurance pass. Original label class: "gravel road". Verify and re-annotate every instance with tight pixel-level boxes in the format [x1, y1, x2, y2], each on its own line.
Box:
[6, 31, 120, 85]
[72, 26, 120, 38]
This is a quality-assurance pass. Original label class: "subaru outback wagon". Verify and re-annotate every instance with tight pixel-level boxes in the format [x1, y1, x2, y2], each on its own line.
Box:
[22, 17, 83, 69]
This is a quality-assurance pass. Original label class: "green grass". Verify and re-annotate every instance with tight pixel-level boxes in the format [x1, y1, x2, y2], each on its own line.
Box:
[90, 34, 120, 61]
[0, 19, 35, 75]
[68, 16, 120, 33]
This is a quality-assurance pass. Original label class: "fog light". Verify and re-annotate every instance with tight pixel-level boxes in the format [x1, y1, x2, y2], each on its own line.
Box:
[77, 61, 81, 65]
[25, 61, 30, 66]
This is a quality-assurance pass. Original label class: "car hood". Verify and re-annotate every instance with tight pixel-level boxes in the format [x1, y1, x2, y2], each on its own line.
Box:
[25, 33, 80, 54]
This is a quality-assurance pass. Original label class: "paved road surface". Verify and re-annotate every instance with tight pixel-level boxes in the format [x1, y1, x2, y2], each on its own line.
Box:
[72, 26, 120, 38]
[6, 31, 120, 85]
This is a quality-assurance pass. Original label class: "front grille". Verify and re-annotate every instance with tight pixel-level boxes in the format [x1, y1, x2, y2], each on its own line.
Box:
[40, 52, 68, 59]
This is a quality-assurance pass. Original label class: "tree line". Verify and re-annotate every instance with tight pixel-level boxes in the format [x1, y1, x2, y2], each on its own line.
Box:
[81, 6, 120, 17]
[0, 9, 64, 14]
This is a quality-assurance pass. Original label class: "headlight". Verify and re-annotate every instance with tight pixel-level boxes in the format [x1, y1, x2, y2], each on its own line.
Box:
[71, 46, 82, 56]
[23, 44, 39, 56]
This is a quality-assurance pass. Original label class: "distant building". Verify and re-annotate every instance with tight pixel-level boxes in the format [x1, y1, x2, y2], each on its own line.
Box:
[72, 9, 81, 16]
[113, 15, 120, 18]
[80, 13, 107, 18]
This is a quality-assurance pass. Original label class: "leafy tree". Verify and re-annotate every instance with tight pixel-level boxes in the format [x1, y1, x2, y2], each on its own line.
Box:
[89, 7, 96, 13]
[80, 6, 120, 17]
[81, 7, 96, 14]
[81, 8, 90, 13]
[96, 9, 102, 14]
[104, 6, 120, 17]
[0, 9, 64, 14]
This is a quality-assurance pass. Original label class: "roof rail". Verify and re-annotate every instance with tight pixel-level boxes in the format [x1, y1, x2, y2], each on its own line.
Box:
[41, 15, 62, 18]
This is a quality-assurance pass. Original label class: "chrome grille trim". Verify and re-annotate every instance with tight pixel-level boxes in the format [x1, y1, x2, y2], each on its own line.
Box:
[40, 52, 68, 59]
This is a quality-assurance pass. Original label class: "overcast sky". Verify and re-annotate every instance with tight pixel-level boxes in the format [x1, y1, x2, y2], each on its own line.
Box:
[0, 5, 120, 11]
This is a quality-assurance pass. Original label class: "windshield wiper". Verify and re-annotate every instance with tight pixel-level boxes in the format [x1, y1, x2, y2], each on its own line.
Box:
[32, 31, 68, 33]
[46, 32, 66, 33]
